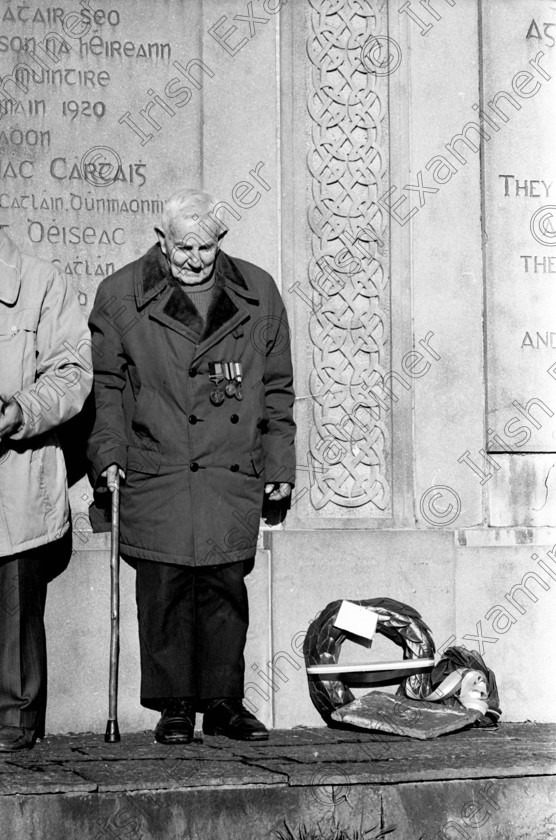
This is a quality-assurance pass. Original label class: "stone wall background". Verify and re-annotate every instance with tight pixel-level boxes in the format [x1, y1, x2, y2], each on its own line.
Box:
[1, 0, 555, 732]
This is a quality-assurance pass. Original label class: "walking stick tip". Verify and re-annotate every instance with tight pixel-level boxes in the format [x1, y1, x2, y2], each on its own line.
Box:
[105, 719, 121, 743]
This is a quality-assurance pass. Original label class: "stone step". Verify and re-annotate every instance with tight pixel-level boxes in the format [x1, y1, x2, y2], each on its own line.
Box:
[0, 723, 554, 839]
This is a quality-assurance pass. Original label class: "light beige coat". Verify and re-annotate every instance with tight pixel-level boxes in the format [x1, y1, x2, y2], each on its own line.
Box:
[0, 231, 92, 556]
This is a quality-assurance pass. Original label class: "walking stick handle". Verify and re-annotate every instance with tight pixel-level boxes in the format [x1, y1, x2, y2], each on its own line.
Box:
[105, 471, 121, 743]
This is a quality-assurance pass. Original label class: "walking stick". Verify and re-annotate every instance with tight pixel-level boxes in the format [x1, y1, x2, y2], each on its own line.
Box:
[105, 471, 121, 743]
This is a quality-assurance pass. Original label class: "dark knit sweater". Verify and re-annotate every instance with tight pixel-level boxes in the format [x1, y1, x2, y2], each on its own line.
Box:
[180, 272, 217, 325]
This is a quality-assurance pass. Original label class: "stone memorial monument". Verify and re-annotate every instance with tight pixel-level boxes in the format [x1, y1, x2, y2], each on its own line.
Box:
[1, 0, 555, 734]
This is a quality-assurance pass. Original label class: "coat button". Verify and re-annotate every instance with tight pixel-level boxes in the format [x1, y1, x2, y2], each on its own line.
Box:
[230, 414, 239, 424]
[190, 462, 199, 472]
[230, 464, 239, 472]
[189, 367, 197, 377]
[189, 415, 198, 424]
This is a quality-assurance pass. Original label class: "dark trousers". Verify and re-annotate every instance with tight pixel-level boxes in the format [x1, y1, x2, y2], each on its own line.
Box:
[0, 532, 71, 735]
[134, 558, 254, 710]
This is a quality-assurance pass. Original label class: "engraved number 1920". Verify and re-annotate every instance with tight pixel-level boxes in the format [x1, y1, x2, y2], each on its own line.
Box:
[62, 101, 106, 120]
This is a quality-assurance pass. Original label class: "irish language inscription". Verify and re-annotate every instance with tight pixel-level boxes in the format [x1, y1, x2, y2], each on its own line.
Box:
[0, 1, 206, 311]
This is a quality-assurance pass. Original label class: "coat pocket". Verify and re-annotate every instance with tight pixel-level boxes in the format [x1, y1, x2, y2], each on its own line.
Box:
[131, 384, 159, 444]
[0, 309, 37, 341]
[127, 444, 161, 475]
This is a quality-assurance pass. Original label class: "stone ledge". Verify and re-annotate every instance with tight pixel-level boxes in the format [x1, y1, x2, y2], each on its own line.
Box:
[0, 724, 553, 839]
[455, 527, 556, 547]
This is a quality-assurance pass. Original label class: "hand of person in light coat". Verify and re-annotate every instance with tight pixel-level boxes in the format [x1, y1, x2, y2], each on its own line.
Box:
[264, 482, 292, 501]
[0, 398, 23, 441]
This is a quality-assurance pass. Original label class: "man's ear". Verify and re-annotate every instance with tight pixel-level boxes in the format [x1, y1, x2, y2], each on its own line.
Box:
[154, 226, 167, 256]
[217, 229, 228, 247]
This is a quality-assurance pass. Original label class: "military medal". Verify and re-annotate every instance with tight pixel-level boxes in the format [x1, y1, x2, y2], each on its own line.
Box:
[210, 388, 225, 406]
[231, 361, 244, 401]
[208, 361, 225, 406]
[222, 362, 236, 397]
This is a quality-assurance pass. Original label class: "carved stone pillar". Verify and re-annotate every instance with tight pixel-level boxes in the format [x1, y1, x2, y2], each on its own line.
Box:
[283, 1, 392, 522]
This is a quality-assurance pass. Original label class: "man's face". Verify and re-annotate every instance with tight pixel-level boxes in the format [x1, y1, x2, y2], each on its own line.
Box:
[157, 219, 220, 285]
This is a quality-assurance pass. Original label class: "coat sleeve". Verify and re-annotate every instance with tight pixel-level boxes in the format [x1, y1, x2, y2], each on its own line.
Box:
[86, 280, 129, 486]
[11, 269, 93, 439]
[260, 279, 296, 486]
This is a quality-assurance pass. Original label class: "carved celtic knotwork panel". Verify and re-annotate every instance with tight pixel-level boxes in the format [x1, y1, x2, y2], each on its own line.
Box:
[306, 0, 391, 513]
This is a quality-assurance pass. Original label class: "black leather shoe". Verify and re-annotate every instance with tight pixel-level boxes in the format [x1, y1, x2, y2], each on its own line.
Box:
[0, 726, 34, 752]
[154, 700, 195, 745]
[203, 699, 268, 741]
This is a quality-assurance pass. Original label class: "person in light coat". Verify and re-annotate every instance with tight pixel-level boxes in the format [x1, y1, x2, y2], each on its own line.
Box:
[87, 189, 296, 744]
[0, 230, 92, 751]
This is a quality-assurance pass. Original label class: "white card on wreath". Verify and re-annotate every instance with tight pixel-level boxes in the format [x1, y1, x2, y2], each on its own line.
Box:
[334, 601, 378, 642]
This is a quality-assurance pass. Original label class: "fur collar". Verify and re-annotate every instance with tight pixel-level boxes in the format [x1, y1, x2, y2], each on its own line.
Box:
[135, 244, 257, 308]
[137, 244, 257, 340]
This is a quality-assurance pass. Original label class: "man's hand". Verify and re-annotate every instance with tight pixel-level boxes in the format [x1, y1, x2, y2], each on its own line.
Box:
[100, 463, 126, 491]
[0, 398, 23, 441]
[264, 482, 292, 501]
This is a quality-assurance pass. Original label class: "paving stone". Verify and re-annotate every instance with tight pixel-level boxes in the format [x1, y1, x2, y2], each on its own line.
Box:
[69, 758, 289, 791]
[0, 764, 97, 794]
[63, 736, 209, 762]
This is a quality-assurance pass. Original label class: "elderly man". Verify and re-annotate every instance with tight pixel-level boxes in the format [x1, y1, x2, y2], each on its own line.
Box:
[87, 189, 295, 743]
[0, 230, 92, 751]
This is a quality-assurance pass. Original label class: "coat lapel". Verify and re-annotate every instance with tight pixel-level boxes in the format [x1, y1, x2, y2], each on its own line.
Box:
[149, 282, 204, 343]
[134, 242, 168, 308]
[138, 244, 202, 342]
[192, 288, 249, 361]
[192, 253, 258, 360]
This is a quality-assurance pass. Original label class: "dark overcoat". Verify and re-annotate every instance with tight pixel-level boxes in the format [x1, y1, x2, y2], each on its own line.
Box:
[87, 245, 296, 566]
